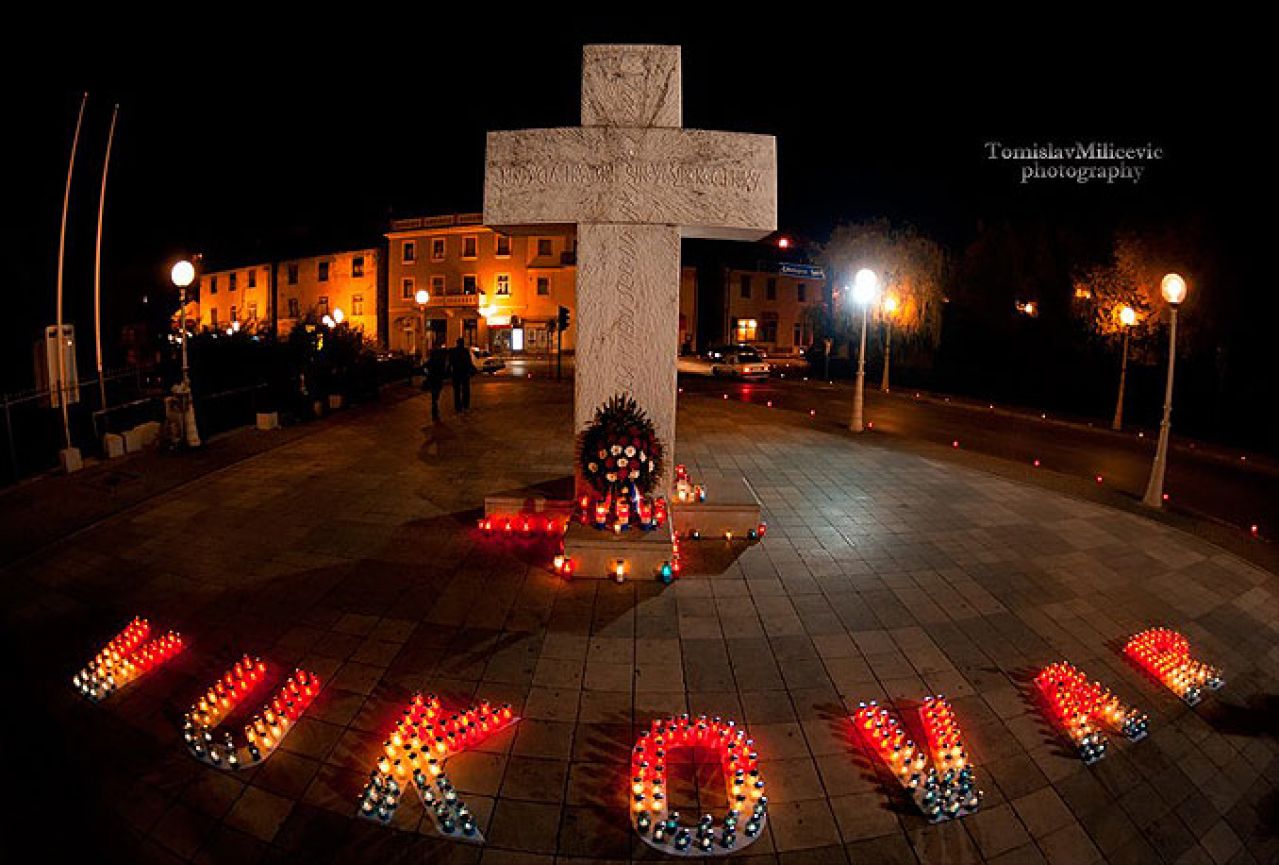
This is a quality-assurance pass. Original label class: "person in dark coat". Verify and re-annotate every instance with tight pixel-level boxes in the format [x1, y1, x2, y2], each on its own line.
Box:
[448, 337, 476, 412]
[423, 343, 450, 421]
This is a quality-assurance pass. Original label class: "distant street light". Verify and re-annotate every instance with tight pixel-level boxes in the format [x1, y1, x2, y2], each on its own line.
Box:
[849, 268, 879, 432]
[332, 307, 345, 325]
[170, 259, 200, 448]
[415, 288, 430, 358]
[881, 295, 899, 394]
[1112, 305, 1137, 430]
[1142, 274, 1187, 507]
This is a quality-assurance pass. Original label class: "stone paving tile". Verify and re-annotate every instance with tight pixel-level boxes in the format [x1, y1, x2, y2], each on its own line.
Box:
[4, 381, 1278, 863]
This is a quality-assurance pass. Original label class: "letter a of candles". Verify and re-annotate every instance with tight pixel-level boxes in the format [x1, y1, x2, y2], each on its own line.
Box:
[853, 698, 982, 822]
[72, 616, 185, 702]
[1035, 662, 1148, 764]
[629, 714, 768, 855]
[1124, 628, 1224, 706]
[358, 692, 518, 842]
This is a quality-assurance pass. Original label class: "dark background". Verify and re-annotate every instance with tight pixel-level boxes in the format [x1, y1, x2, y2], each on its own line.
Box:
[4, 15, 1271, 446]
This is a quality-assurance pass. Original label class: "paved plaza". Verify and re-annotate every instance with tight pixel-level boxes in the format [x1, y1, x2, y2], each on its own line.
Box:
[3, 377, 1277, 864]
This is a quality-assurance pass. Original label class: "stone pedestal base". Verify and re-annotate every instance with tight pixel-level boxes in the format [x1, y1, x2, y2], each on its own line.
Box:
[59, 447, 83, 473]
[103, 433, 125, 459]
[563, 520, 674, 580]
[484, 494, 574, 526]
[670, 473, 762, 539]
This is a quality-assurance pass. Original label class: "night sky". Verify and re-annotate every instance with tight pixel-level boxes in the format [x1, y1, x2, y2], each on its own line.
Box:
[6, 16, 1266, 400]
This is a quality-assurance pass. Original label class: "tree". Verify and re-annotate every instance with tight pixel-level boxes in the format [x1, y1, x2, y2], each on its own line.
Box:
[1072, 233, 1163, 429]
[818, 219, 946, 389]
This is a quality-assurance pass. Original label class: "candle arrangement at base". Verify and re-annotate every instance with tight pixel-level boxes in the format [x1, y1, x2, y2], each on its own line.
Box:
[853, 697, 982, 822]
[182, 657, 320, 770]
[1123, 628, 1224, 706]
[629, 714, 768, 856]
[1035, 662, 1147, 764]
[71, 616, 185, 702]
[358, 692, 518, 842]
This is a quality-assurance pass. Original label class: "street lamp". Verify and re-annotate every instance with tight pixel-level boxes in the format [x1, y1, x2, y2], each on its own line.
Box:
[332, 307, 345, 325]
[1112, 305, 1137, 430]
[169, 260, 201, 447]
[881, 295, 899, 393]
[1142, 273, 1187, 507]
[849, 268, 879, 432]
[414, 288, 430, 358]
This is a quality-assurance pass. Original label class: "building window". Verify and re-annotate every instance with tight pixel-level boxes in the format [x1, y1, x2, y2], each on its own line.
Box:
[761, 318, 778, 343]
[766, 278, 776, 301]
[210, 307, 219, 326]
[739, 275, 751, 299]
[352, 256, 365, 277]
[402, 277, 414, 299]
[463, 318, 478, 346]
[430, 237, 446, 261]
[794, 322, 812, 347]
[797, 282, 807, 302]
[248, 269, 257, 288]
[537, 238, 553, 257]
[462, 236, 478, 260]
[288, 298, 299, 318]
[536, 276, 550, 296]
[318, 261, 330, 282]
[248, 301, 258, 319]
[229, 273, 237, 292]
[403, 241, 416, 263]
[287, 263, 299, 285]
[318, 295, 329, 314]
[495, 234, 511, 257]
[209, 276, 218, 294]
[495, 273, 511, 296]
[352, 294, 364, 315]
[733, 317, 757, 341]
[230, 305, 238, 322]
[431, 275, 445, 296]
[462, 274, 478, 294]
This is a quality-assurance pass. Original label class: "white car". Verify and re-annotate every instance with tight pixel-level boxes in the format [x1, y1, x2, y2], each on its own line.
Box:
[470, 347, 505, 374]
[710, 348, 770, 379]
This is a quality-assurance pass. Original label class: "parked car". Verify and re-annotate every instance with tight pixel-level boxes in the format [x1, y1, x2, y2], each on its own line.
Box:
[471, 347, 505, 374]
[709, 347, 770, 379]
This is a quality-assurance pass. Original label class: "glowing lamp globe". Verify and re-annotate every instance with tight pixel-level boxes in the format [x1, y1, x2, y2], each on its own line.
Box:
[332, 307, 345, 324]
[883, 295, 900, 315]
[1161, 273, 1187, 305]
[171, 260, 195, 288]
[414, 288, 430, 306]
[322, 314, 334, 328]
[851, 269, 879, 305]
[1119, 306, 1137, 327]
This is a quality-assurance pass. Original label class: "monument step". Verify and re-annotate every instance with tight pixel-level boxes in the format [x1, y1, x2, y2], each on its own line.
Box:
[670, 472, 763, 539]
[562, 519, 675, 580]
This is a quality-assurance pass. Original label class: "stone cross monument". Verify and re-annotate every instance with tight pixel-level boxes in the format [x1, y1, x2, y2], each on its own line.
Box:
[484, 44, 777, 479]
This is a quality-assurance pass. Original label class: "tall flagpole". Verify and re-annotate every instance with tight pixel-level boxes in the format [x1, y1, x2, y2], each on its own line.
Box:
[94, 103, 119, 416]
[56, 92, 89, 456]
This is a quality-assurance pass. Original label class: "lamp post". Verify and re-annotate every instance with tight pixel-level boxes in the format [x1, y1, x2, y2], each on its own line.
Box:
[849, 268, 879, 433]
[1142, 274, 1187, 507]
[1111, 305, 1137, 431]
[170, 260, 201, 448]
[414, 288, 430, 358]
[881, 295, 899, 393]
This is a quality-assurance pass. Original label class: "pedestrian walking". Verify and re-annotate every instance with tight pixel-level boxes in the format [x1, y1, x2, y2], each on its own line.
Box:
[449, 337, 476, 412]
[423, 343, 449, 421]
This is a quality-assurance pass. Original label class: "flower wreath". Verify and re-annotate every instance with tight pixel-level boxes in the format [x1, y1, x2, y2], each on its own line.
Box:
[577, 394, 664, 498]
